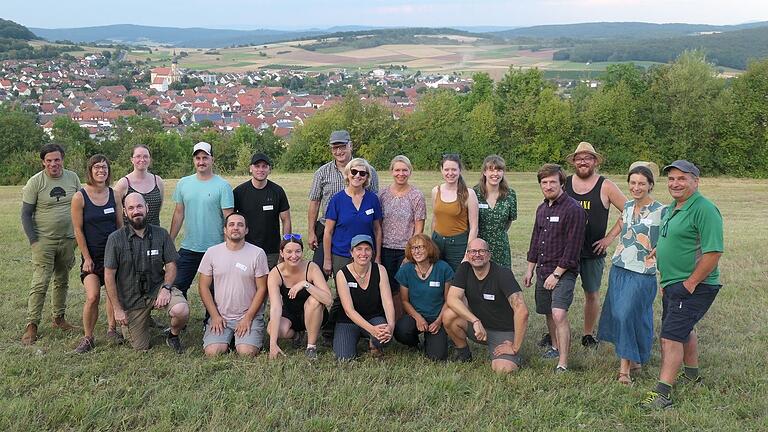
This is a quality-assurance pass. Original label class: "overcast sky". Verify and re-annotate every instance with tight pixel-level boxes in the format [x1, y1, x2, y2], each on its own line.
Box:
[6, 0, 767, 29]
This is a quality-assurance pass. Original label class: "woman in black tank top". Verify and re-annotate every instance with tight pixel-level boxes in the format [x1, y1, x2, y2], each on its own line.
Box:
[266, 236, 332, 360]
[115, 145, 164, 226]
[333, 235, 396, 360]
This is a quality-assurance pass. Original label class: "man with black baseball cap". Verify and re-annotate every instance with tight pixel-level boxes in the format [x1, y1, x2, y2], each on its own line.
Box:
[641, 159, 723, 410]
[233, 152, 291, 269]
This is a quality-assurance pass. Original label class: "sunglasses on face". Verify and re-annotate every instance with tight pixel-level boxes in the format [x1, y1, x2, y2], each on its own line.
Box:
[283, 233, 302, 240]
[350, 169, 369, 177]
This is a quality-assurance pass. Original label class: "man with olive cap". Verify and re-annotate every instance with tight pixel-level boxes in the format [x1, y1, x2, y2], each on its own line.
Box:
[641, 160, 723, 410]
[234, 152, 291, 269]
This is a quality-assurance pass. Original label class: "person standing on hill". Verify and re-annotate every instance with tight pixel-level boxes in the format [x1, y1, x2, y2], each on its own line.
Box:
[114, 144, 165, 227]
[169, 142, 234, 298]
[20, 143, 82, 345]
[559, 142, 626, 350]
[233, 152, 291, 269]
[641, 160, 723, 410]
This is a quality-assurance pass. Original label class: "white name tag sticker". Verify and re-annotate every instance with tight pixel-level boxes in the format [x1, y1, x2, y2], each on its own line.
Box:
[549, 216, 560, 223]
[348, 282, 358, 288]
[483, 293, 495, 301]
[103, 207, 115, 214]
[235, 263, 248, 272]
[429, 281, 441, 287]
[640, 218, 653, 225]
[478, 203, 489, 209]
[262, 205, 274, 211]
[365, 208, 374, 215]
[146, 249, 159, 256]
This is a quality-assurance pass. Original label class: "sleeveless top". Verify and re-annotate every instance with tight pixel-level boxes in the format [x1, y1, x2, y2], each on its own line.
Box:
[124, 174, 162, 226]
[337, 264, 385, 323]
[433, 185, 468, 236]
[564, 175, 609, 259]
[81, 187, 118, 260]
[277, 263, 313, 317]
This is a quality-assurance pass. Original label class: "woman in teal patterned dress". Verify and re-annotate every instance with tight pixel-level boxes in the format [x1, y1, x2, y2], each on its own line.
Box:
[473, 155, 517, 268]
[598, 162, 666, 385]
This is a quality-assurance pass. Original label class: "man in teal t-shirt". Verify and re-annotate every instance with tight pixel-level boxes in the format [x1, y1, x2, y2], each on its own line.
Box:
[641, 160, 724, 410]
[170, 142, 234, 298]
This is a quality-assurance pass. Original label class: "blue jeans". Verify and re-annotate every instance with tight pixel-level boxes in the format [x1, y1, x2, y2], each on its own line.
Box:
[333, 316, 387, 360]
[173, 248, 208, 299]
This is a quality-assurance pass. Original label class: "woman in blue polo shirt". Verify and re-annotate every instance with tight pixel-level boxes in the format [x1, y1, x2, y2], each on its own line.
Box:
[323, 158, 382, 278]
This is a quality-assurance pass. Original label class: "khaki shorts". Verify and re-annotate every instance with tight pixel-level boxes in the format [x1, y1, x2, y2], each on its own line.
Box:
[123, 288, 187, 351]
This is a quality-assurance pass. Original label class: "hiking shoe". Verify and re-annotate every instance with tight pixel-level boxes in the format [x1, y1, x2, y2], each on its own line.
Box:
[52, 316, 78, 332]
[451, 346, 473, 363]
[21, 323, 38, 346]
[537, 333, 552, 347]
[640, 391, 673, 410]
[369, 346, 384, 360]
[166, 333, 184, 354]
[555, 365, 568, 373]
[305, 346, 318, 361]
[106, 329, 125, 345]
[542, 346, 560, 359]
[292, 331, 306, 349]
[581, 334, 599, 348]
[676, 371, 703, 386]
[74, 336, 95, 354]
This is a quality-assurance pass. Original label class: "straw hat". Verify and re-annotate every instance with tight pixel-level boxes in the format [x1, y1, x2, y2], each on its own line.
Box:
[628, 161, 660, 180]
[566, 141, 604, 165]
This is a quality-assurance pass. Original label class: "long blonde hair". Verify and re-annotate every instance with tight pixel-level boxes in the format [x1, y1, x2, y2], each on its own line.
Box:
[441, 154, 468, 212]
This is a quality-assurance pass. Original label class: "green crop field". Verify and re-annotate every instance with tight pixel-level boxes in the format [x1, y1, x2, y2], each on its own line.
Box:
[1, 170, 765, 430]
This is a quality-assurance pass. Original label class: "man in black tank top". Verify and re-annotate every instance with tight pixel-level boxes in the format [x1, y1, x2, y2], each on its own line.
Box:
[564, 142, 626, 348]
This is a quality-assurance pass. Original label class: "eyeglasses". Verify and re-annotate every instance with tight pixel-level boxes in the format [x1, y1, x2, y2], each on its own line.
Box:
[350, 169, 368, 177]
[574, 156, 596, 163]
[467, 249, 489, 256]
[331, 144, 349, 153]
[410, 244, 425, 251]
[283, 233, 302, 240]
[92, 165, 109, 172]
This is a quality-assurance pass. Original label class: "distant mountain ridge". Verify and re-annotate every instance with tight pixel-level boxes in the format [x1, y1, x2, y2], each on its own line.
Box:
[491, 21, 768, 39]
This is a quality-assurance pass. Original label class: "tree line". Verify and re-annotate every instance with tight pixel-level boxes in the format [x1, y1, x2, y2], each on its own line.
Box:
[1, 50, 767, 185]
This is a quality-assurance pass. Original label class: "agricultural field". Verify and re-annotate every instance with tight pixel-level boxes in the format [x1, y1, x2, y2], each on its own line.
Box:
[0, 170, 765, 430]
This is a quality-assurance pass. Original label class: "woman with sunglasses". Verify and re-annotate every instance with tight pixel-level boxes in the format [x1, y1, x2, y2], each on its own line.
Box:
[474, 155, 517, 268]
[267, 234, 332, 360]
[597, 162, 667, 385]
[114, 144, 164, 226]
[71, 154, 123, 353]
[334, 234, 396, 360]
[431, 154, 479, 271]
[393, 234, 453, 361]
[379, 155, 426, 320]
[323, 158, 382, 278]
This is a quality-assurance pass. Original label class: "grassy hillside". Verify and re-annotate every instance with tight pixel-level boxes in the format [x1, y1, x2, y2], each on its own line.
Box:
[492, 21, 768, 40]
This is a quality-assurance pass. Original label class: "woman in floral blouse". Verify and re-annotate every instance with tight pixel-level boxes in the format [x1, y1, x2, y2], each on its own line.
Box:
[473, 155, 517, 268]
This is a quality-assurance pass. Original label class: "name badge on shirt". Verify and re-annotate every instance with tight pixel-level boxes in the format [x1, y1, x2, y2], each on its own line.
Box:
[235, 263, 248, 272]
[146, 249, 159, 256]
[549, 216, 560, 223]
[483, 293, 495, 301]
[478, 203, 489, 209]
[640, 218, 653, 225]
[348, 282, 358, 288]
[365, 208, 374, 215]
[429, 281, 441, 287]
[103, 207, 115, 214]
[263, 205, 274, 211]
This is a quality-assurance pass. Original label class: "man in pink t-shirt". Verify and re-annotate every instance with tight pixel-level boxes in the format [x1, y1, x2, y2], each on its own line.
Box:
[198, 213, 269, 356]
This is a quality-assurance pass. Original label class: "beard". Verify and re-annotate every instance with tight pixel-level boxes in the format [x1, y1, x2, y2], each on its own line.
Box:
[575, 166, 595, 179]
[129, 214, 147, 230]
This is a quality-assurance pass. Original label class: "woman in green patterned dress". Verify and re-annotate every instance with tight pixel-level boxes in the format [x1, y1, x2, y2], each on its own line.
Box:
[473, 155, 517, 268]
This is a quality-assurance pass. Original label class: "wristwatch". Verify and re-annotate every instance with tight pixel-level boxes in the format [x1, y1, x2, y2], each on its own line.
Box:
[162, 283, 174, 292]
[552, 272, 562, 280]
[303, 282, 311, 290]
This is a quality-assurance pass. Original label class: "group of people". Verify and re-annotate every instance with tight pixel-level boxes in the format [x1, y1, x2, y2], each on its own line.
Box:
[19, 131, 723, 410]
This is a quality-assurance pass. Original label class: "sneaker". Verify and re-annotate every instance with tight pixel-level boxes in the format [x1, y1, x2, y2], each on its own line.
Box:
[292, 331, 306, 349]
[166, 333, 184, 354]
[74, 336, 95, 354]
[305, 346, 318, 361]
[555, 365, 568, 373]
[542, 346, 560, 359]
[537, 333, 552, 347]
[451, 346, 473, 363]
[106, 329, 124, 345]
[581, 334, 599, 348]
[21, 323, 38, 346]
[676, 371, 703, 386]
[640, 391, 673, 410]
[52, 316, 78, 332]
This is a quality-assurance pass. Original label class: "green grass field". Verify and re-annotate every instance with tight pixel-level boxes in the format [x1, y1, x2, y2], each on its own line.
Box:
[1, 171, 765, 431]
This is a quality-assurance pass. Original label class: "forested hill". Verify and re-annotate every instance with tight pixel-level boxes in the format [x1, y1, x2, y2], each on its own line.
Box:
[558, 26, 768, 69]
[300, 28, 494, 51]
[492, 21, 768, 40]
[0, 18, 39, 40]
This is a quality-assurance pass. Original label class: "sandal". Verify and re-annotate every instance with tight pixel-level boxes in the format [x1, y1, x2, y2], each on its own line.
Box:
[617, 372, 633, 386]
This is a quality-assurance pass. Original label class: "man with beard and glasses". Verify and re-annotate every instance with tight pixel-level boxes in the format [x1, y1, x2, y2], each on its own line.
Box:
[559, 142, 626, 350]
[104, 192, 189, 353]
[197, 213, 269, 356]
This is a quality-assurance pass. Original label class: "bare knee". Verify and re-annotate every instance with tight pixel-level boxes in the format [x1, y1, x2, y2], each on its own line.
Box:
[551, 309, 568, 326]
[304, 297, 322, 312]
[235, 344, 260, 356]
[169, 302, 189, 319]
[491, 359, 519, 374]
[204, 343, 229, 357]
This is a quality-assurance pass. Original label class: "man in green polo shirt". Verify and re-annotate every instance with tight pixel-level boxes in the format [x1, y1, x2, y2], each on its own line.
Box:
[641, 160, 723, 410]
[20, 143, 82, 345]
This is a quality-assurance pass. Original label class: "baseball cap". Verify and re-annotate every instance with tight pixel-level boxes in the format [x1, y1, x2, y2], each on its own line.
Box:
[350, 234, 373, 249]
[250, 152, 272, 166]
[662, 160, 700, 177]
[192, 141, 212, 156]
[329, 130, 351, 145]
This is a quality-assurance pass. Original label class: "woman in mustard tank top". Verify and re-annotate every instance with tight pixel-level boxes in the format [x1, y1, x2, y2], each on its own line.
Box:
[430, 154, 478, 271]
